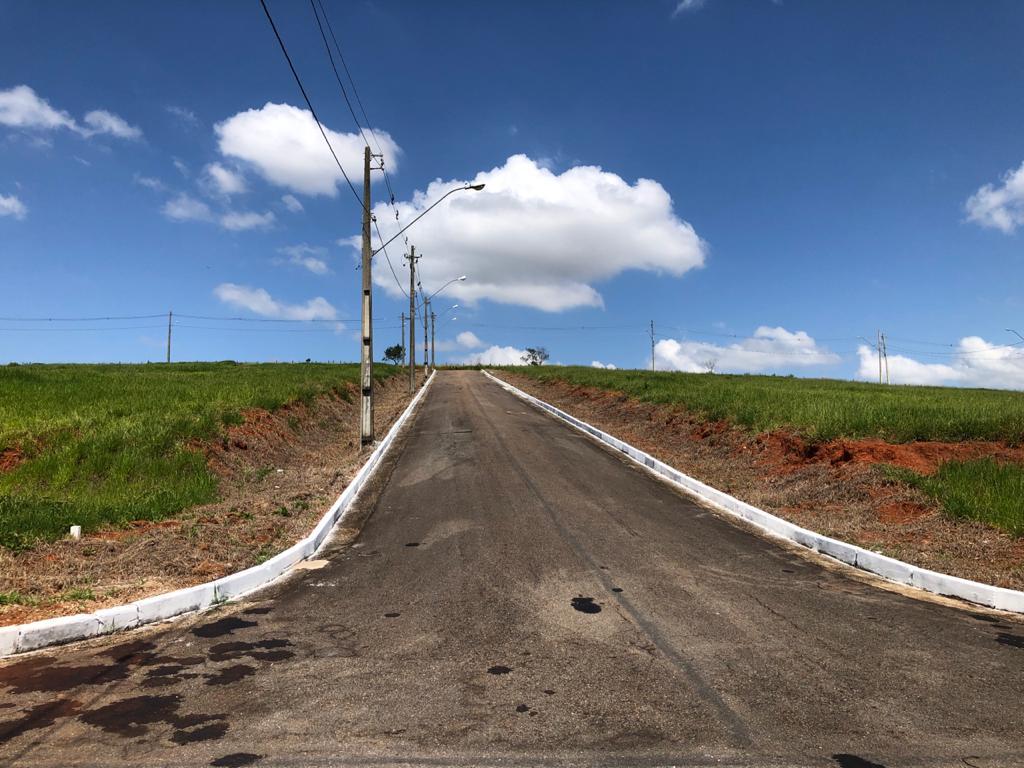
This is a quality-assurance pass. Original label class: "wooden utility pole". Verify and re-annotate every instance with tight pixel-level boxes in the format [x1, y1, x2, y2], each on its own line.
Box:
[166, 310, 172, 364]
[406, 246, 417, 393]
[359, 145, 373, 446]
[431, 308, 436, 369]
[881, 332, 890, 385]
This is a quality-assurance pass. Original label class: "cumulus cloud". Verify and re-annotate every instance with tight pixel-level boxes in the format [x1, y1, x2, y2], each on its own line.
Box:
[363, 154, 706, 312]
[162, 193, 212, 222]
[219, 210, 274, 231]
[133, 174, 165, 191]
[0, 194, 27, 220]
[856, 337, 1024, 389]
[462, 345, 530, 366]
[965, 161, 1024, 234]
[213, 283, 338, 321]
[215, 102, 400, 196]
[655, 326, 839, 373]
[81, 110, 142, 140]
[277, 244, 329, 274]
[591, 360, 617, 369]
[204, 162, 246, 195]
[455, 331, 484, 348]
[0, 86, 141, 140]
[281, 194, 304, 213]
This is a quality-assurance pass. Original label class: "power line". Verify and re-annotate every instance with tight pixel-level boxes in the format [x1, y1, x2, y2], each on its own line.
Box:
[314, 0, 398, 206]
[373, 217, 408, 298]
[259, 0, 366, 212]
[0, 314, 166, 322]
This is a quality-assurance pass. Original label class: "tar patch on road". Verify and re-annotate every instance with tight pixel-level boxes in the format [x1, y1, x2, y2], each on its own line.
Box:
[571, 596, 602, 614]
[0, 613, 294, 749]
[832, 754, 887, 768]
[487, 665, 512, 675]
[211, 753, 263, 767]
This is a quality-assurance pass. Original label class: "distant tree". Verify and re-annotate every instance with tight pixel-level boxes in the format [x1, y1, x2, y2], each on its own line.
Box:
[522, 347, 550, 366]
[700, 358, 717, 374]
[384, 344, 405, 365]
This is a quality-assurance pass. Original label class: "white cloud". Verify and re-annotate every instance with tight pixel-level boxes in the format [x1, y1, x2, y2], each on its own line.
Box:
[173, 158, 189, 177]
[673, 0, 707, 15]
[162, 193, 212, 222]
[856, 337, 1024, 389]
[133, 174, 165, 191]
[219, 210, 274, 231]
[455, 331, 484, 348]
[364, 154, 706, 312]
[278, 244, 329, 274]
[214, 283, 338, 321]
[0, 85, 76, 131]
[204, 162, 246, 195]
[82, 110, 142, 140]
[281, 194, 304, 212]
[215, 102, 400, 196]
[591, 360, 617, 369]
[462, 345, 530, 366]
[0, 194, 27, 220]
[965, 161, 1024, 234]
[165, 105, 198, 126]
[0, 86, 142, 140]
[655, 326, 839, 373]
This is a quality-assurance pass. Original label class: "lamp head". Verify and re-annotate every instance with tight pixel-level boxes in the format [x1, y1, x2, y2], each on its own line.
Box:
[467, 183, 485, 191]
[457, 275, 467, 281]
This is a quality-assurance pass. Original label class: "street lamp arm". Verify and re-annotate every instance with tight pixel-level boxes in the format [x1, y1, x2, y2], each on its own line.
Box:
[372, 183, 484, 256]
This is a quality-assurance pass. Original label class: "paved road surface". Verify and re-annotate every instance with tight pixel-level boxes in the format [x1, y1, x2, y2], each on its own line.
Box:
[2, 370, 1024, 768]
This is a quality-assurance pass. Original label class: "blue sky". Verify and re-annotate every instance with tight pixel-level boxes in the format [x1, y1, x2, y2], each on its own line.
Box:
[2, 0, 1024, 387]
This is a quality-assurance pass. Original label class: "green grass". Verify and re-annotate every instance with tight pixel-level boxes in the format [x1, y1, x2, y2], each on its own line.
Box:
[506, 366, 1024, 444]
[0, 362, 397, 549]
[888, 460, 1024, 536]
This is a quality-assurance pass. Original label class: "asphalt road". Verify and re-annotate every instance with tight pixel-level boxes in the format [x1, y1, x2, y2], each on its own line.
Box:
[2, 370, 1024, 768]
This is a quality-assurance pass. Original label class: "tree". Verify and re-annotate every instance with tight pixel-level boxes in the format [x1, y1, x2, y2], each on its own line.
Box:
[700, 358, 717, 374]
[522, 347, 549, 366]
[383, 344, 405, 365]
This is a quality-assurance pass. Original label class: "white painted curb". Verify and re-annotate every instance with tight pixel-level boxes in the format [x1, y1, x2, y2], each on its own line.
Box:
[484, 370, 1024, 614]
[1, 372, 435, 658]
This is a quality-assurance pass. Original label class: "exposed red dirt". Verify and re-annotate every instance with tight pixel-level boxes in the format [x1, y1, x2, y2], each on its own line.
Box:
[0, 446, 24, 473]
[498, 373, 1024, 591]
[0, 374, 418, 626]
[755, 431, 1024, 475]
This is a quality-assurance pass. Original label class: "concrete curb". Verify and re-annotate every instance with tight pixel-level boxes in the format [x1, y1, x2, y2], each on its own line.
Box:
[0, 372, 435, 658]
[483, 370, 1024, 614]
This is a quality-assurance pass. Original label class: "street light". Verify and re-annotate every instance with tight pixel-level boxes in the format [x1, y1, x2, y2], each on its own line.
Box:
[419, 278, 467, 374]
[362, 180, 484, 446]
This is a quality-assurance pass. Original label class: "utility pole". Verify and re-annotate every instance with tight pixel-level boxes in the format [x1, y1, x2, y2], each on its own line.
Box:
[649, 320, 655, 371]
[881, 332, 890, 385]
[431, 308, 436, 369]
[400, 313, 406, 364]
[877, 330, 883, 385]
[423, 295, 430, 377]
[359, 145, 373, 446]
[166, 310, 172, 364]
[406, 246, 417, 393]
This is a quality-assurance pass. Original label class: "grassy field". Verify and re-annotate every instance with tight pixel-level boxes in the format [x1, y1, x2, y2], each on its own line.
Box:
[0, 362, 397, 549]
[506, 366, 1024, 536]
[507, 366, 1024, 444]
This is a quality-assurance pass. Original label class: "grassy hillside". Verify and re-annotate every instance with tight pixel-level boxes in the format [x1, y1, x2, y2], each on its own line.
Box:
[0, 362, 397, 549]
[508, 366, 1024, 444]
[505, 366, 1024, 536]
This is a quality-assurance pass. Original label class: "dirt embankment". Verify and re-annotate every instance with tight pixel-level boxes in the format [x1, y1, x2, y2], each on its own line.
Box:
[498, 373, 1024, 591]
[0, 375, 416, 627]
